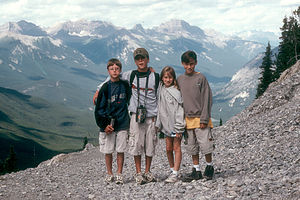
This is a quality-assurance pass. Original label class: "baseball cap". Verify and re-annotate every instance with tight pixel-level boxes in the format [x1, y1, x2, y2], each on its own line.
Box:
[133, 48, 149, 59]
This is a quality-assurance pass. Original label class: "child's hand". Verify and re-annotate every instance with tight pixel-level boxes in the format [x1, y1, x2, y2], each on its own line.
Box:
[93, 90, 99, 105]
[155, 127, 160, 133]
[175, 133, 182, 138]
[105, 125, 114, 134]
[149, 67, 155, 73]
[200, 123, 207, 129]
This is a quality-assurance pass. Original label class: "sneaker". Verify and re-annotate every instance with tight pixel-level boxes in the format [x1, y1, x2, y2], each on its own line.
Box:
[182, 168, 203, 182]
[115, 174, 124, 184]
[134, 172, 146, 185]
[165, 173, 178, 183]
[143, 171, 157, 183]
[204, 165, 214, 180]
[105, 174, 114, 183]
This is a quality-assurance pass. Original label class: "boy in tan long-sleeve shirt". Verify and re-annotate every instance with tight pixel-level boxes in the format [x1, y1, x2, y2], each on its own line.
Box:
[177, 50, 215, 181]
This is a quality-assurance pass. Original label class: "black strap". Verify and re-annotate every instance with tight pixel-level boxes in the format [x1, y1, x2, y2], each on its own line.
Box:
[136, 70, 150, 107]
[130, 69, 159, 96]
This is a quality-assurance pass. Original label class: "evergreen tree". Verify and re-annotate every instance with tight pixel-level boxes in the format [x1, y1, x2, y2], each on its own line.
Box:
[274, 6, 300, 80]
[256, 42, 273, 98]
[82, 136, 88, 150]
[0, 159, 4, 174]
[4, 145, 17, 173]
[219, 118, 223, 126]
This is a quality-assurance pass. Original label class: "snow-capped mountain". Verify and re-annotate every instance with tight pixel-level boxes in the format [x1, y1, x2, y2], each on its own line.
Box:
[0, 20, 47, 36]
[48, 19, 266, 78]
[0, 21, 107, 110]
[0, 19, 268, 119]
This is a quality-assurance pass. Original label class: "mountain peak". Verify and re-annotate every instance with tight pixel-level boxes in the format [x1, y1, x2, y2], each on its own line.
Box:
[0, 20, 47, 36]
[154, 19, 205, 38]
[156, 19, 191, 31]
[47, 19, 119, 37]
[132, 24, 145, 32]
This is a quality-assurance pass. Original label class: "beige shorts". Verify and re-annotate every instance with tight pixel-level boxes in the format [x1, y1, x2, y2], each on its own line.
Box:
[99, 130, 128, 154]
[128, 114, 158, 157]
[186, 127, 214, 155]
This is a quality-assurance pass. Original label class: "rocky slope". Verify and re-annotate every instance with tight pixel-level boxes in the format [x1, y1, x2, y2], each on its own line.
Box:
[0, 62, 299, 199]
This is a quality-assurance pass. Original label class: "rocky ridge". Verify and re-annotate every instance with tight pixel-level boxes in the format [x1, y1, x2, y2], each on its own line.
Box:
[0, 62, 299, 199]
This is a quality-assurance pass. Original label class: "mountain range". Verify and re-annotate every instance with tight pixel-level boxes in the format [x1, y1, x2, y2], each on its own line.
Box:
[0, 19, 269, 113]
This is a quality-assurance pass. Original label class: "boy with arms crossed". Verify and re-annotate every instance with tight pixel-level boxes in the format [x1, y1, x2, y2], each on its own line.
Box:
[177, 50, 215, 181]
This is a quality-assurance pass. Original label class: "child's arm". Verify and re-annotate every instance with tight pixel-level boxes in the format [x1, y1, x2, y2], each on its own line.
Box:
[173, 101, 185, 134]
[94, 84, 111, 130]
[93, 70, 133, 105]
[200, 77, 213, 125]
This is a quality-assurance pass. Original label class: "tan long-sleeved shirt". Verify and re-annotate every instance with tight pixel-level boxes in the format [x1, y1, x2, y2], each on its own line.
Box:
[177, 72, 212, 124]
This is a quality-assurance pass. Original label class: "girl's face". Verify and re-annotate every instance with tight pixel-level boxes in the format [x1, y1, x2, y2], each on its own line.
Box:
[162, 72, 174, 87]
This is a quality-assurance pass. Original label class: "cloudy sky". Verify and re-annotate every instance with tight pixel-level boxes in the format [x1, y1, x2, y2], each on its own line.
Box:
[0, 0, 299, 35]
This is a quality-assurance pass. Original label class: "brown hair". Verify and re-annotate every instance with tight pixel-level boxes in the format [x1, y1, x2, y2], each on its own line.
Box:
[181, 50, 197, 63]
[160, 66, 178, 89]
[107, 58, 122, 69]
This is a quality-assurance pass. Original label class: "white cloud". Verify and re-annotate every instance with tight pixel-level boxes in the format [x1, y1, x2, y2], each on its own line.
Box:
[0, 0, 299, 34]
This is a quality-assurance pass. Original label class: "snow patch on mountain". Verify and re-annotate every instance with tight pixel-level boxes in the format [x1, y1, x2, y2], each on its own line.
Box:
[48, 37, 62, 47]
[23, 86, 37, 93]
[229, 91, 249, 107]
[10, 57, 19, 65]
[131, 33, 145, 41]
[9, 64, 16, 71]
[11, 45, 25, 55]
[69, 30, 102, 38]
[0, 33, 38, 49]
[203, 29, 231, 48]
[52, 55, 66, 60]
[201, 52, 223, 66]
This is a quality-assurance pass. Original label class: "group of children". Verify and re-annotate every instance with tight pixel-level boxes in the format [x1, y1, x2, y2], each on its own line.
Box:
[94, 48, 214, 185]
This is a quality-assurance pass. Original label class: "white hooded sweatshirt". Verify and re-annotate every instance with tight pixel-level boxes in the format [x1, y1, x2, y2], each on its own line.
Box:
[155, 83, 185, 136]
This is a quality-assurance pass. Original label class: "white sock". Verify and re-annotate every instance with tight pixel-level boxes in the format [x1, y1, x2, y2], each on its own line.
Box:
[193, 165, 201, 171]
[172, 170, 178, 176]
[170, 168, 174, 173]
[206, 162, 213, 166]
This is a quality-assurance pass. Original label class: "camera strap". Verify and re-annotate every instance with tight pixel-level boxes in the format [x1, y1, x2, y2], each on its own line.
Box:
[136, 70, 150, 107]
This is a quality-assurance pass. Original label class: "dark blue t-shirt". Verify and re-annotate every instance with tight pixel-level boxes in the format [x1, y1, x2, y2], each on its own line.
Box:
[95, 80, 131, 132]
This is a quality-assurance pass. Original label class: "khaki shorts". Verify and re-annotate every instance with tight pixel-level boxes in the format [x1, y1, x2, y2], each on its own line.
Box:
[99, 130, 128, 154]
[128, 114, 158, 157]
[186, 127, 214, 155]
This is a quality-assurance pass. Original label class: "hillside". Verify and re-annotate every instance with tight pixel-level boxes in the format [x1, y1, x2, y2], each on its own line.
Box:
[0, 87, 98, 170]
[0, 61, 299, 199]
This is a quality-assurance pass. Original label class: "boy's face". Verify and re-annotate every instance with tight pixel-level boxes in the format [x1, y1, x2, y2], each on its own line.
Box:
[107, 64, 121, 81]
[134, 55, 149, 72]
[182, 59, 197, 75]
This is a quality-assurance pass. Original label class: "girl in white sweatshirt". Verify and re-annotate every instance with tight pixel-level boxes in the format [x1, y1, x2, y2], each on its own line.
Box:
[155, 66, 185, 183]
